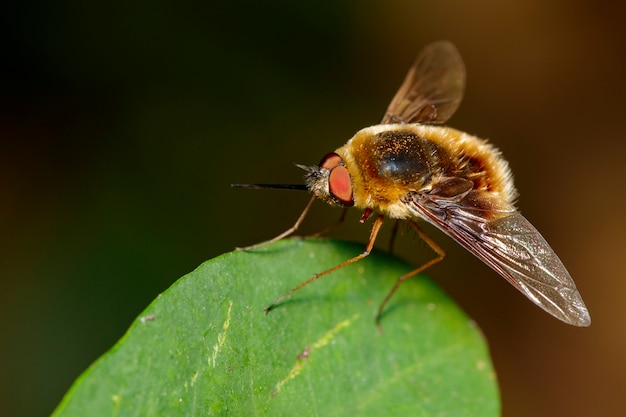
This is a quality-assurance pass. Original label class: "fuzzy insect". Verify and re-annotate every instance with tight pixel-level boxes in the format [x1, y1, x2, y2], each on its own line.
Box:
[234, 41, 590, 327]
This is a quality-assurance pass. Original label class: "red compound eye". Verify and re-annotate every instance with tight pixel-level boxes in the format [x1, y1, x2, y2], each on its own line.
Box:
[318, 152, 353, 206]
[328, 165, 353, 206]
[319, 152, 342, 169]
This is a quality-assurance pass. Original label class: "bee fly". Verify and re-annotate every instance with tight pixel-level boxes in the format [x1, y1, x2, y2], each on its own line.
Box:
[233, 41, 590, 327]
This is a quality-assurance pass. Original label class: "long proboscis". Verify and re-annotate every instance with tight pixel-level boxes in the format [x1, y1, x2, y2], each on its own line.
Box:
[231, 183, 309, 191]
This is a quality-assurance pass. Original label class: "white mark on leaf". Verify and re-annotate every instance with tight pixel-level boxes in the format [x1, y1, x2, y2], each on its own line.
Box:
[209, 301, 233, 368]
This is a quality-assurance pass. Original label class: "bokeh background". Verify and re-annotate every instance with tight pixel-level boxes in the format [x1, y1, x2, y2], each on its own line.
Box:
[2, 1, 625, 416]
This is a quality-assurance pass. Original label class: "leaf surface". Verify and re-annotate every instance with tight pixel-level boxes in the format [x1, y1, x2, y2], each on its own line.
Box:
[52, 238, 499, 416]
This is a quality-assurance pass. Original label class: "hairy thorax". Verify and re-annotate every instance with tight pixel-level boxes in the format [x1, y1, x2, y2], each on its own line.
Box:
[334, 124, 517, 219]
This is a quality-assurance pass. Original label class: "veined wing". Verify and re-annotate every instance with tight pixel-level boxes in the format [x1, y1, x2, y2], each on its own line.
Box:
[381, 41, 466, 125]
[405, 189, 591, 326]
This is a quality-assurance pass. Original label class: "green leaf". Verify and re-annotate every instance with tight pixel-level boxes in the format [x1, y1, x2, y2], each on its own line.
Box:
[52, 238, 500, 416]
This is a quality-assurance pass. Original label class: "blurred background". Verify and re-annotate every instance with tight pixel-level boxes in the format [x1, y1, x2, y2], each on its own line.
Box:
[1, 1, 625, 416]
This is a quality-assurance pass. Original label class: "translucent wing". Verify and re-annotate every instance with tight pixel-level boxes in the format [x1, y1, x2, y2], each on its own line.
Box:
[405, 188, 591, 326]
[382, 41, 466, 125]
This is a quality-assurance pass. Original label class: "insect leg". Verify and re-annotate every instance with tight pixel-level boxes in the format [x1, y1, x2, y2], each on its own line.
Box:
[388, 220, 401, 254]
[236, 195, 316, 251]
[306, 207, 349, 238]
[376, 220, 446, 327]
[264, 214, 385, 313]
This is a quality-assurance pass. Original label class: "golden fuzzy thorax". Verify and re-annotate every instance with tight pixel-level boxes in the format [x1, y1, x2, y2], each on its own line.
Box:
[333, 123, 517, 219]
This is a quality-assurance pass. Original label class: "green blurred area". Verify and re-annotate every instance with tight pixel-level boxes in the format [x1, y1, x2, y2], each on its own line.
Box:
[1, 1, 625, 417]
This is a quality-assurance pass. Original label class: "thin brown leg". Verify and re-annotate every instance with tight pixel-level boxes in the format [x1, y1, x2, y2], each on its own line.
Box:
[375, 220, 446, 328]
[307, 207, 349, 238]
[236, 195, 316, 251]
[264, 214, 385, 313]
[388, 220, 400, 254]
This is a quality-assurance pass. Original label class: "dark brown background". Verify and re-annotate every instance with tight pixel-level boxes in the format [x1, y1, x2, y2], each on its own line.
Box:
[2, 1, 624, 416]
